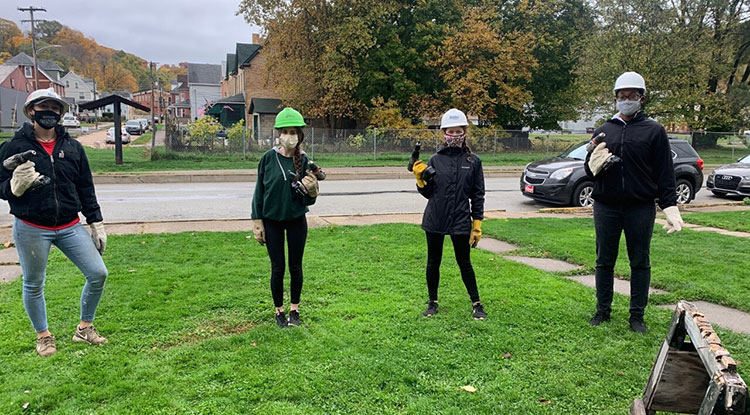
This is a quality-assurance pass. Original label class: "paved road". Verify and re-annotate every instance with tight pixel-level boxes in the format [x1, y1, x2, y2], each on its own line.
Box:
[0, 176, 727, 226]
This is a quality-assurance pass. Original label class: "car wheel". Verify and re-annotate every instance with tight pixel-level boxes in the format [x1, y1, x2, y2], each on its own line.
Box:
[675, 179, 694, 204]
[572, 182, 594, 207]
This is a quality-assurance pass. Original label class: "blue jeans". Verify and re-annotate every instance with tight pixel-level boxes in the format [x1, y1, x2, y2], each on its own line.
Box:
[13, 218, 108, 333]
[593, 201, 655, 319]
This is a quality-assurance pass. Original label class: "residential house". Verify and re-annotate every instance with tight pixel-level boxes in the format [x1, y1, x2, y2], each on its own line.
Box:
[132, 89, 171, 118]
[3, 52, 65, 95]
[61, 70, 98, 116]
[220, 35, 283, 140]
[187, 62, 222, 118]
[0, 66, 31, 126]
[168, 74, 191, 120]
[100, 91, 135, 120]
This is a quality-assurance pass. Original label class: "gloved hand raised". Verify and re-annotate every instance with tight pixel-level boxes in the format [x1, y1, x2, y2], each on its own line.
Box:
[412, 160, 428, 188]
[587, 142, 611, 176]
[89, 222, 107, 254]
[10, 161, 41, 197]
[469, 220, 482, 248]
[662, 206, 683, 234]
[252, 219, 265, 245]
[301, 171, 319, 198]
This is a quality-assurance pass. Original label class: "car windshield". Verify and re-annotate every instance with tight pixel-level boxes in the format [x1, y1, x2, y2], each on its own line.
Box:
[558, 142, 588, 160]
[739, 154, 750, 164]
[126, 121, 140, 126]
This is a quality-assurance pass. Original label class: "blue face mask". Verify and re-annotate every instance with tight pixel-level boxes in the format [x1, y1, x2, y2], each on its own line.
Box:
[616, 100, 641, 116]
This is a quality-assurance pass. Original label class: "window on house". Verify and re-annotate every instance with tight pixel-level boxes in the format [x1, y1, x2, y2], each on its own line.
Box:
[79, 93, 85, 100]
[25, 66, 32, 78]
[66, 81, 70, 87]
[10, 79, 15, 89]
[75, 82, 78, 88]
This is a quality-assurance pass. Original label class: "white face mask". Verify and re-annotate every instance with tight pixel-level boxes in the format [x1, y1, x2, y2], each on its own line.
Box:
[279, 133, 298, 149]
[616, 100, 641, 116]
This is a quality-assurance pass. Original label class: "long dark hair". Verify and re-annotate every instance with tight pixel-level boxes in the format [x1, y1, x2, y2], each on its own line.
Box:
[293, 127, 305, 180]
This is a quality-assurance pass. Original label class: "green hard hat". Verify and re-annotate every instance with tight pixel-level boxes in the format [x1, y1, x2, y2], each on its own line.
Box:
[274, 107, 306, 129]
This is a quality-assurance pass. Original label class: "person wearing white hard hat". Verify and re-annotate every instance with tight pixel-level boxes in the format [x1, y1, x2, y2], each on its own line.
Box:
[413, 108, 486, 320]
[583, 72, 683, 333]
[0, 88, 109, 356]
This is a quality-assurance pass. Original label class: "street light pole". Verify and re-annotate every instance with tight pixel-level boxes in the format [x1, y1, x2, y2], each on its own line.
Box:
[18, 6, 47, 91]
[150, 61, 157, 156]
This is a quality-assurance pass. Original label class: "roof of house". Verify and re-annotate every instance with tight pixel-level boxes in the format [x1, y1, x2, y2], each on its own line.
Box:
[5, 52, 34, 66]
[187, 63, 221, 85]
[39, 60, 62, 73]
[249, 98, 283, 114]
[226, 53, 236, 79]
[169, 99, 191, 109]
[236, 43, 261, 68]
[79, 93, 150, 112]
[215, 93, 245, 105]
[0, 66, 18, 84]
[38, 68, 63, 85]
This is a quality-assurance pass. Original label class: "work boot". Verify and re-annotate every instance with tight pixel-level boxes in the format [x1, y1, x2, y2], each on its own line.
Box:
[423, 301, 438, 317]
[275, 311, 288, 328]
[72, 325, 108, 345]
[589, 311, 610, 326]
[472, 302, 486, 320]
[629, 317, 648, 333]
[288, 310, 301, 327]
[36, 335, 57, 357]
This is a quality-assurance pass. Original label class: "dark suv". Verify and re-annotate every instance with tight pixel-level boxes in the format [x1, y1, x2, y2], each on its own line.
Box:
[520, 139, 704, 207]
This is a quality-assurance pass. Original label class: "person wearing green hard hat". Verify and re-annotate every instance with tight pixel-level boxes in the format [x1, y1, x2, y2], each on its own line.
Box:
[251, 107, 320, 328]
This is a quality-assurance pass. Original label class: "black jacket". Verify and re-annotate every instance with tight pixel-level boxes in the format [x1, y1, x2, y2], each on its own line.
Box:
[418, 146, 485, 235]
[0, 123, 103, 226]
[584, 112, 677, 209]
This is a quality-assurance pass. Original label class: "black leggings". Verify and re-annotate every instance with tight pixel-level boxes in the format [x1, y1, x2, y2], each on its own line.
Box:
[425, 232, 480, 303]
[264, 216, 308, 308]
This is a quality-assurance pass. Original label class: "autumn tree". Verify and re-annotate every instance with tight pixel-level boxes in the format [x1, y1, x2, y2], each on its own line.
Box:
[0, 18, 23, 54]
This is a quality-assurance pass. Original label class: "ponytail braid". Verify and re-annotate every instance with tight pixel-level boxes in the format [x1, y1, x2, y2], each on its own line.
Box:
[293, 127, 305, 180]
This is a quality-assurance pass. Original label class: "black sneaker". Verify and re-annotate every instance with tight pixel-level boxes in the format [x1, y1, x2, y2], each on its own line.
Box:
[423, 301, 438, 317]
[589, 311, 610, 326]
[288, 310, 301, 327]
[472, 303, 486, 320]
[275, 311, 288, 328]
[629, 318, 647, 333]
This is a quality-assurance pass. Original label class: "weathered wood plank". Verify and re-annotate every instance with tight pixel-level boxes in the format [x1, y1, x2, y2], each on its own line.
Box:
[643, 340, 670, 409]
[629, 398, 647, 415]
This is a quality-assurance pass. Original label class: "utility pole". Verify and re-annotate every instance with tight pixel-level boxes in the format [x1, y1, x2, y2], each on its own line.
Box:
[92, 78, 98, 129]
[18, 6, 47, 90]
[150, 61, 157, 156]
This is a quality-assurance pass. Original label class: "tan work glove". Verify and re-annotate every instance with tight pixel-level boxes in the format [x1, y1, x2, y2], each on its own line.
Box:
[301, 171, 319, 198]
[252, 219, 265, 245]
[10, 161, 41, 197]
[469, 220, 482, 248]
[412, 160, 428, 188]
[587, 142, 611, 176]
[89, 222, 107, 254]
[662, 206, 683, 234]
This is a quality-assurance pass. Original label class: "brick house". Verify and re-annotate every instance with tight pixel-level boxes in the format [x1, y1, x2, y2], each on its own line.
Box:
[0, 65, 32, 126]
[132, 89, 171, 118]
[3, 53, 65, 96]
[220, 34, 283, 140]
[168, 74, 191, 120]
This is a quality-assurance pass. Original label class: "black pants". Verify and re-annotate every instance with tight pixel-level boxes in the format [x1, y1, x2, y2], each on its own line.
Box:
[425, 232, 480, 303]
[264, 216, 308, 308]
[593, 201, 655, 318]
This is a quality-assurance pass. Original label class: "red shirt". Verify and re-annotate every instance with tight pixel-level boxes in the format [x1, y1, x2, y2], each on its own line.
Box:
[20, 138, 80, 231]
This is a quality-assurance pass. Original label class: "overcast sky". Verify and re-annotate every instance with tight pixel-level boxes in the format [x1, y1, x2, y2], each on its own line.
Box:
[8, 0, 261, 66]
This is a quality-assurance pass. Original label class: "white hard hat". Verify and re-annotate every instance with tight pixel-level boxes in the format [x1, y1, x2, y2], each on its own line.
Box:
[23, 88, 69, 119]
[613, 72, 646, 94]
[440, 108, 468, 129]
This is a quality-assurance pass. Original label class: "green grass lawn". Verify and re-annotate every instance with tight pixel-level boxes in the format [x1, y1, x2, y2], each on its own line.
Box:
[683, 210, 750, 232]
[131, 125, 161, 146]
[699, 146, 750, 165]
[3, 224, 747, 414]
[482, 217, 750, 313]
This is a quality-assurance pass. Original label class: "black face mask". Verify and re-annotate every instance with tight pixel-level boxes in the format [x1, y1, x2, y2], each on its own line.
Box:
[32, 110, 61, 130]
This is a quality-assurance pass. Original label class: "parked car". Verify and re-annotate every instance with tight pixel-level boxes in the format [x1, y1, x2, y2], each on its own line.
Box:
[61, 113, 80, 128]
[105, 127, 131, 144]
[706, 153, 750, 198]
[138, 118, 149, 132]
[125, 120, 143, 135]
[520, 138, 704, 207]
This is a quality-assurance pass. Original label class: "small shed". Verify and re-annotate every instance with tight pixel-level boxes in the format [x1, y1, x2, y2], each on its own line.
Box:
[248, 98, 282, 143]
